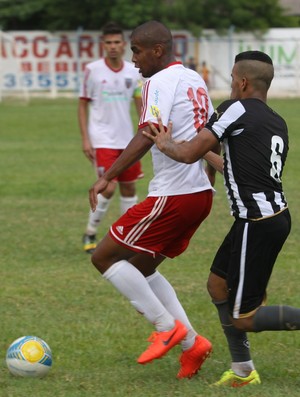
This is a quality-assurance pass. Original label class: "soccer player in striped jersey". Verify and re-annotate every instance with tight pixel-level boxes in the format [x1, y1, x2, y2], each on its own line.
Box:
[144, 50, 300, 387]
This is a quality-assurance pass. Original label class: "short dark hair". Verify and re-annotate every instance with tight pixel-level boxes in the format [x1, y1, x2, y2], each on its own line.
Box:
[235, 51, 273, 65]
[102, 21, 123, 36]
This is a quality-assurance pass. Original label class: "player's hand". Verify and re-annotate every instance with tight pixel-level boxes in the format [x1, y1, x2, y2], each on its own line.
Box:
[143, 116, 173, 152]
[205, 165, 216, 186]
[89, 177, 109, 211]
[82, 140, 95, 162]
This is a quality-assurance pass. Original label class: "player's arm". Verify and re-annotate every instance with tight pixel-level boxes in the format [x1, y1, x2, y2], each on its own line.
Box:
[143, 116, 220, 164]
[78, 98, 94, 162]
[205, 142, 222, 185]
[89, 127, 153, 211]
[134, 95, 143, 118]
[132, 77, 143, 118]
[203, 151, 223, 174]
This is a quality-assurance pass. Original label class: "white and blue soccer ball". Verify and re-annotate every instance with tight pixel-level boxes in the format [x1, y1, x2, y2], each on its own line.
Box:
[6, 336, 52, 378]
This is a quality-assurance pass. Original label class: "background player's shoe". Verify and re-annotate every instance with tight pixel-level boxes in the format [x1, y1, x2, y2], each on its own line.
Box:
[137, 320, 188, 364]
[82, 234, 97, 254]
[213, 369, 261, 387]
[177, 335, 212, 379]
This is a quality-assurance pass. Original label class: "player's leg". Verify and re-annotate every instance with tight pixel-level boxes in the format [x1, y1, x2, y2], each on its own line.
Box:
[91, 234, 187, 362]
[208, 222, 258, 386]
[208, 273, 256, 381]
[232, 210, 300, 333]
[91, 192, 212, 367]
[119, 181, 138, 214]
[83, 148, 117, 253]
[118, 158, 143, 214]
[129, 257, 199, 349]
[83, 182, 116, 253]
[146, 270, 212, 378]
[137, 190, 213, 377]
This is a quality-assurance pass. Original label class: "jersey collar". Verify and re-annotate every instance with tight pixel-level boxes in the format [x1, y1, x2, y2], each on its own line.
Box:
[105, 58, 124, 72]
[165, 61, 182, 69]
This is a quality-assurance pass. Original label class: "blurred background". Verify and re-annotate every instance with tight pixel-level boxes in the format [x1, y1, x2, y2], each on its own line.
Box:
[1, 0, 300, 100]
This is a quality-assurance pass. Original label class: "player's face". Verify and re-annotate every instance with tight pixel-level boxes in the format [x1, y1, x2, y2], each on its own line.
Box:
[230, 63, 243, 100]
[103, 34, 126, 60]
[130, 39, 158, 78]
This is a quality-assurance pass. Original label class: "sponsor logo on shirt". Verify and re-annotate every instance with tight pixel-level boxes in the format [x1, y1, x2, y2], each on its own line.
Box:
[150, 105, 160, 117]
[214, 109, 224, 120]
[125, 78, 133, 88]
[103, 91, 128, 102]
[154, 89, 159, 104]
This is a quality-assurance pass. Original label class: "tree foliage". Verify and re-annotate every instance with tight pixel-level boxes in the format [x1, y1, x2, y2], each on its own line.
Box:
[0, 0, 298, 32]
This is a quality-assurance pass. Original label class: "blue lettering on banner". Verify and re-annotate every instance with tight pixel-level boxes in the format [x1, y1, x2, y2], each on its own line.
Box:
[2, 73, 79, 90]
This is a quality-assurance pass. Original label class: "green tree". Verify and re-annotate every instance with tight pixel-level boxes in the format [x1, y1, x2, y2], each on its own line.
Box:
[0, 0, 298, 31]
[0, 0, 114, 30]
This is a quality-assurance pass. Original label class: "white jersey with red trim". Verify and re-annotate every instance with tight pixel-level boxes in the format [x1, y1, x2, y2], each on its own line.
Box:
[139, 62, 214, 197]
[80, 58, 142, 149]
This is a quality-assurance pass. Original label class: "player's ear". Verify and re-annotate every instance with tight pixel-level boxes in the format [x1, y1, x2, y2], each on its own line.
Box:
[241, 77, 248, 91]
[153, 44, 163, 57]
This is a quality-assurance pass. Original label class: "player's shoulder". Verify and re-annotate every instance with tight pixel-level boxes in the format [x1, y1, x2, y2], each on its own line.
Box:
[218, 99, 237, 110]
[123, 60, 140, 75]
[151, 62, 184, 85]
[123, 60, 135, 69]
[85, 58, 105, 71]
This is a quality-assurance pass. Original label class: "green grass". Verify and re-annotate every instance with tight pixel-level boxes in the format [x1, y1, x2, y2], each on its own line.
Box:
[1, 97, 300, 397]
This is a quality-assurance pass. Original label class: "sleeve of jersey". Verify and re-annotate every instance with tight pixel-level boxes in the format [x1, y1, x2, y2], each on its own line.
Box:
[133, 76, 143, 99]
[205, 99, 246, 141]
[79, 66, 92, 100]
[138, 79, 173, 130]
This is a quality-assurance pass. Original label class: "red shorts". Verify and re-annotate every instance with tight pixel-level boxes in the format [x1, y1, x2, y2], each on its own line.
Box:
[95, 148, 144, 182]
[109, 190, 213, 258]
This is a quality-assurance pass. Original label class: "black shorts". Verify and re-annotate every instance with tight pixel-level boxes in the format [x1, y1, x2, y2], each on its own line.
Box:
[210, 209, 291, 318]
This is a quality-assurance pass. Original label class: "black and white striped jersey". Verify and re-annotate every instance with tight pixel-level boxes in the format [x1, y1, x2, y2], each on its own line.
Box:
[205, 98, 289, 220]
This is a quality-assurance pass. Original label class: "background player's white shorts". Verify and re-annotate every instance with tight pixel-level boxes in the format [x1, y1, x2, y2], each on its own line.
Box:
[109, 190, 213, 258]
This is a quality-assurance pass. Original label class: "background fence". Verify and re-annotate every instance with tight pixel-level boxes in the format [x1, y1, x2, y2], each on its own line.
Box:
[1, 27, 300, 100]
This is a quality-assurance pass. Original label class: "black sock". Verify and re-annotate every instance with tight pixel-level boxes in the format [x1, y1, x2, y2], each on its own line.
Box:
[253, 305, 300, 331]
[214, 300, 252, 362]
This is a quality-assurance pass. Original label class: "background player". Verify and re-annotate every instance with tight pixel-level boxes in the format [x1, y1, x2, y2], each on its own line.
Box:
[78, 21, 143, 254]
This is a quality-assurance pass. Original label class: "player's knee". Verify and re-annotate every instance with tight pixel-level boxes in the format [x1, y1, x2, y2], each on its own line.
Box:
[90, 243, 111, 274]
[232, 317, 254, 332]
[91, 251, 106, 273]
[91, 252, 115, 275]
[119, 182, 136, 197]
[207, 272, 227, 301]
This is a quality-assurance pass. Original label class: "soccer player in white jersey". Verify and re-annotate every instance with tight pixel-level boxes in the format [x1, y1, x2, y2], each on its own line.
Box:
[78, 22, 143, 254]
[144, 50, 300, 387]
[88, 21, 218, 378]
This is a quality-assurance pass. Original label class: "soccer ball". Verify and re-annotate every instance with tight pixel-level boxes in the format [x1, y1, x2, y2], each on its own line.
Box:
[6, 336, 52, 378]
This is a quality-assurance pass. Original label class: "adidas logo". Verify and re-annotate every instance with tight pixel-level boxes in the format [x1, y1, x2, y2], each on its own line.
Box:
[116, 226, 124, 235]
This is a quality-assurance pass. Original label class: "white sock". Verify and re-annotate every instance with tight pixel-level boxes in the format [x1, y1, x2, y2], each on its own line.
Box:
[103, 260, 175, 331]
[146, 271, 197, 350]
[120, 195, 138, 214]
[86, 194, 111, 235]
[232, 360, 255, 377]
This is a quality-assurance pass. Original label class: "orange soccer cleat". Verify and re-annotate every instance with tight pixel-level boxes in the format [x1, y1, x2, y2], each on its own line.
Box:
[177, 335, 212, 379]
[137, 320, 188, 364]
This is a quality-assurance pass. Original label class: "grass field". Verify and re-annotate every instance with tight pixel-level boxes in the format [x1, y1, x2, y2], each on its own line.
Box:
[1, 97, 300, 397]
